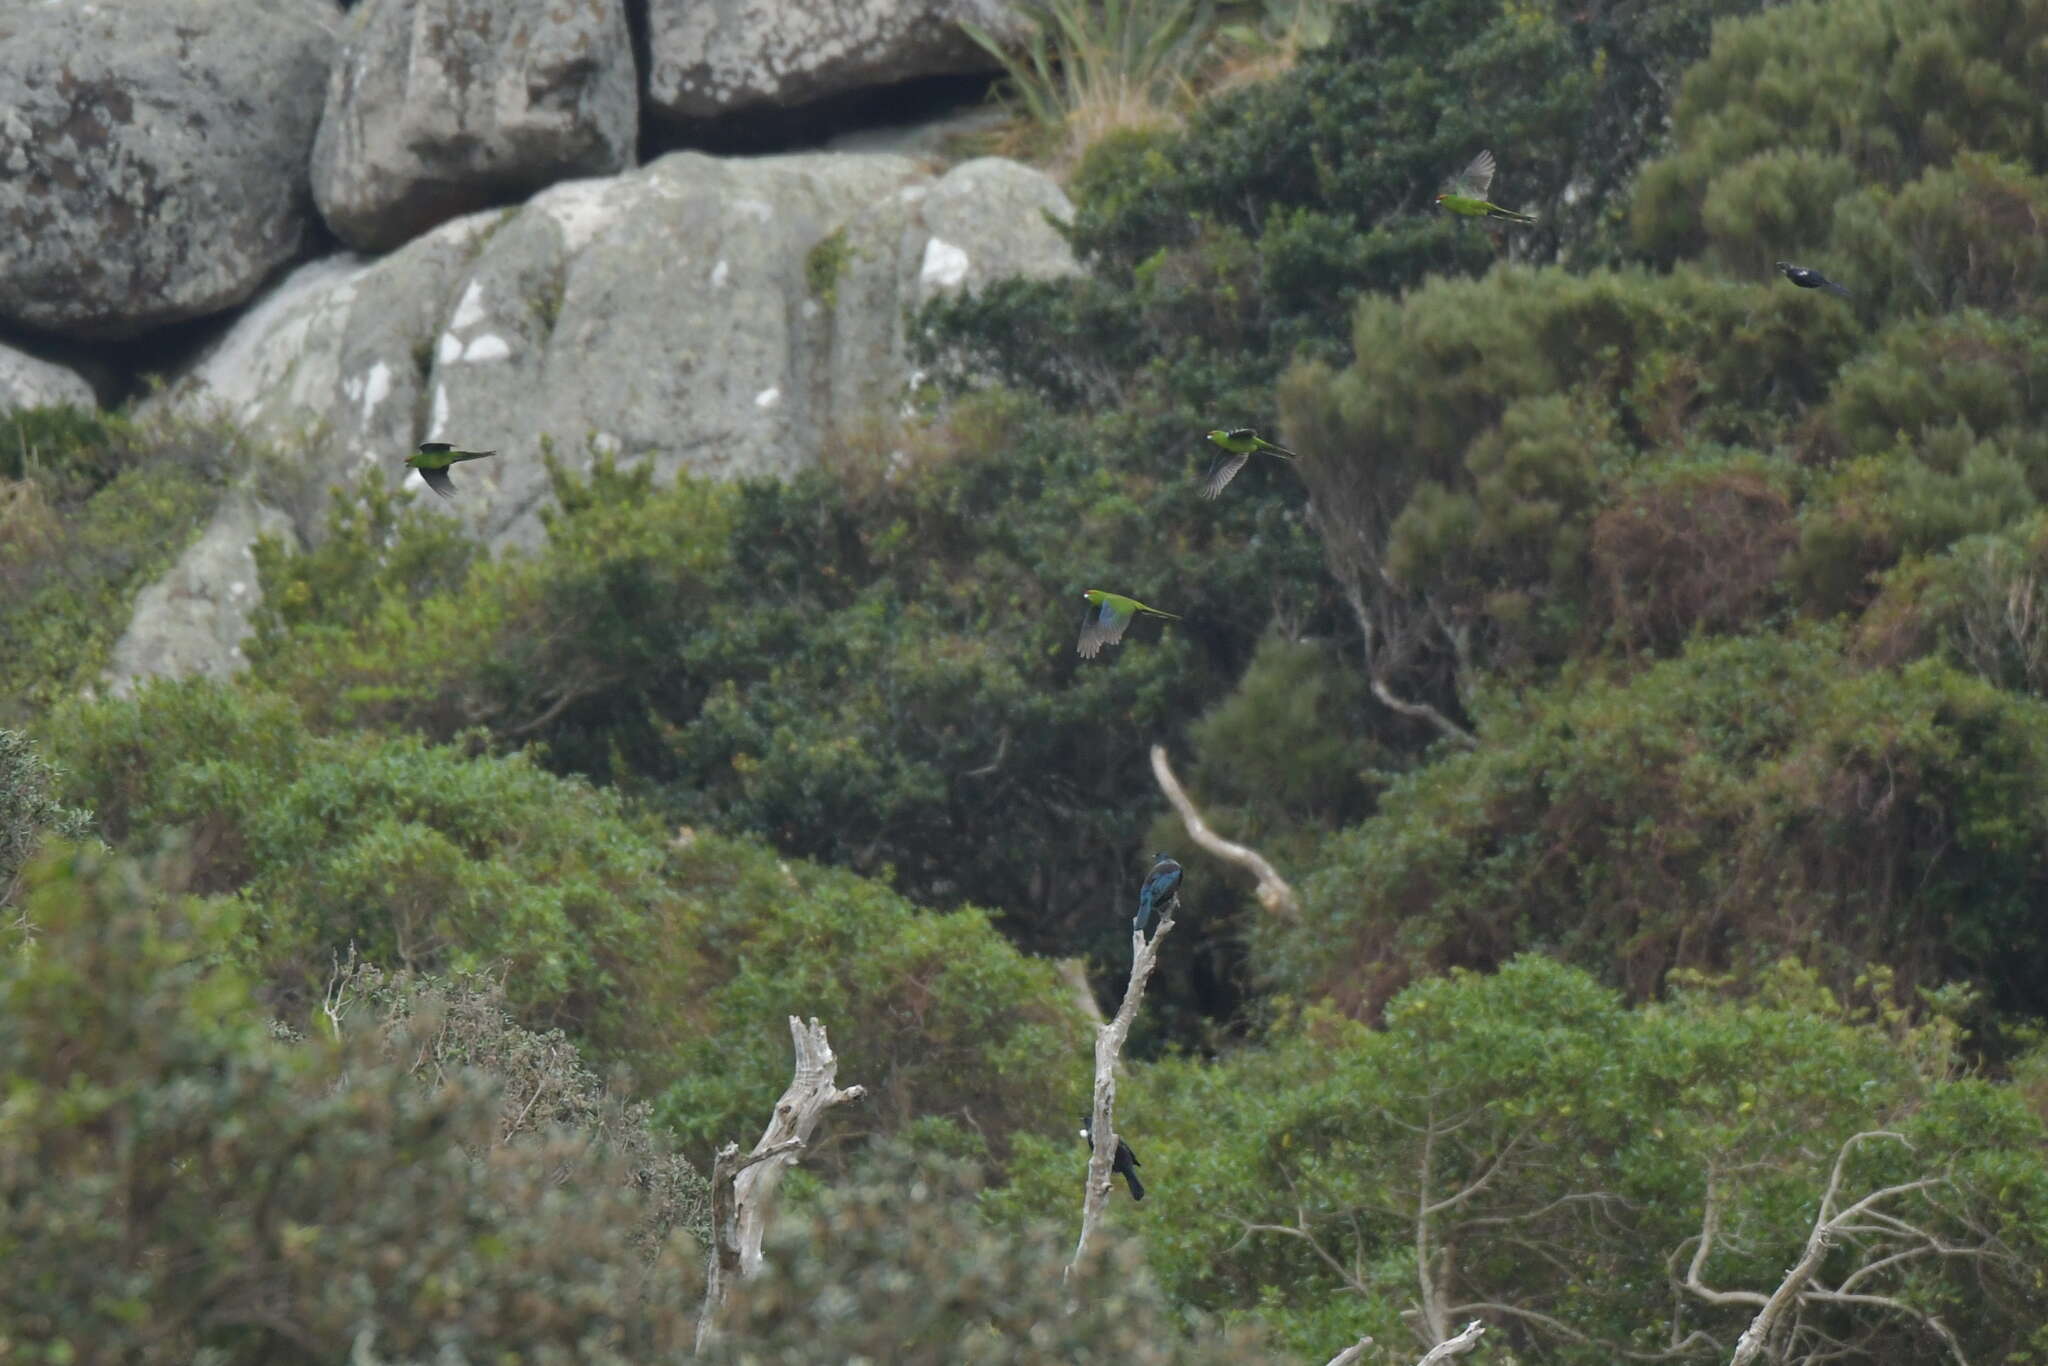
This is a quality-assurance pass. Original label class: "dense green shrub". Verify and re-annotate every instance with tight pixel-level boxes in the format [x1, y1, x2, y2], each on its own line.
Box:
[923, 0, 1771, 414]
[993, 957, 2048, 1362]
[0, 729, 92, 905]
[1633, 0, 2048, 270]
[38, 680, 1089, 1173]
[707, 1147, 1271, 1365]
[1270, 630, 2048, 1018]
[242, 401, 1335, 971]
[651, 834, 1089, 1168]
[39, 678, 682, 1049]
[0, 409, 242, 724]
[0, 847, 702, 1364]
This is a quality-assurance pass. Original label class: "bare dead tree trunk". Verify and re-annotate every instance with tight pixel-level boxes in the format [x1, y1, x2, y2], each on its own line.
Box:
[1149, 744, 1299, 919]
[1067, 901, 1176, 1280]
[695, 1016, 866, 1352]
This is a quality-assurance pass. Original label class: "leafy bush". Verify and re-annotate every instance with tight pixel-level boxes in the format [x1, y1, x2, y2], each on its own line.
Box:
[1632, 0, 2048, 269]
[0, 847, 702, 1364]
[707, 1146, 1272, 1365]
[0, 409, 242, 724]
[1273, 630, 2048, 1019]
[39, 680, 1090, 1173]
[993, 956, 2048, 1361]
[0, 729, 92, 906]
[651, 835, 1089, 1170]
[243, 402, 1335, 976]
[39, 677, 687, 1051]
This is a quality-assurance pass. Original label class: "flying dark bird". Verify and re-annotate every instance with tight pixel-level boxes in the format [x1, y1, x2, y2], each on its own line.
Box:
[1201, 428, 1295, 500]
[1135, 853, 1182, 937]
[407, 441, 497, 498]
[1775, 261, 1852, 298]
[1436, 150, 1537, 225]
[1080, 1116, 1145, 1201]
[1077, 589, 1181, 659]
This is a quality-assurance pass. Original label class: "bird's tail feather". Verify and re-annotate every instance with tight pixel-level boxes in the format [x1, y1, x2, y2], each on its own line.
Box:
[1124, 1168, 1145, 1201]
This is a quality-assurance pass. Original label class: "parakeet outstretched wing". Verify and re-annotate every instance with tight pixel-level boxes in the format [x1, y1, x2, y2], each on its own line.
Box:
[1200, 449, 1252, 500]
[1450, 149, 1496, 200]
[1078, 596, 1136, 659]
[418, 465, 457, 499]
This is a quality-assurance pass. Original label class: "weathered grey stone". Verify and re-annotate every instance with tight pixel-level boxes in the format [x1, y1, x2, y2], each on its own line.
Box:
[645, 0, 1023, 120]
[154, 149, 1077, 552]
[105, 496, 297, 693]
[0, 0, 337, 340]
[0, 343, 95, 413]
[312, 0, 637, 252]
[145, 209, 503, 516]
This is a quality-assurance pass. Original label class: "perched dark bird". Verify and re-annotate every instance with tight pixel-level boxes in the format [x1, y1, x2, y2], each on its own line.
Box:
[1135, 853, 1182, 937]
[1201, 427, 1295, 500]
[1080, 1116, 1145, 1201]
[407, 441, 497, 498]
[1775, 261, 1852, 298]
[1077, 589, 1181, 659]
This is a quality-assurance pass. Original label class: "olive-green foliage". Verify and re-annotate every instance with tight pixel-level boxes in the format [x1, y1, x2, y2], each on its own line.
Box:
[327, 960, 711, 1254]
[1634, 0, 2048, 272]
[995, 957, 2048, 1362]
[923, 0, 1769, 412]
[0, 728, 92, 905]
[1282, 266, 1853, 687]
[0, 847, 701, 1364]
[0, 408, 238, 724]
[1862, 511, 2048, 694]
[244, 399, 1332, 972]
[707, 1147, 1273, 1366]
[38, 678, 686, 1052]
[1277, 630, 2048, 1018]
[652, 834, 1088, 1169]
[38, 680, 1088, 1175]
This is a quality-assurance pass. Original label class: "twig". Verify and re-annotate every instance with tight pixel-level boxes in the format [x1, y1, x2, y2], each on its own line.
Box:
[1149, 745, 1299, 918]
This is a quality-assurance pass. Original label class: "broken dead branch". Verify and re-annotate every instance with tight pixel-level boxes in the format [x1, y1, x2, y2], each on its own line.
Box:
[695, 1016, 866, 1351]
[1150, 744, 1299, 919]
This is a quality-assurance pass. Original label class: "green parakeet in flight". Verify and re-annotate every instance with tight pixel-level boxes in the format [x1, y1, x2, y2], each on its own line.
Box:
[1435, 150, 1537, 225]
[1202, 427, 1295, 499]
[407, 441, 497, 499]
[1078, 590, 1181, 659]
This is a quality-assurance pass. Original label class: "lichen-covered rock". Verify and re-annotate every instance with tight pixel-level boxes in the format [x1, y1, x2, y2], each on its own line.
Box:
[312, 0, 637, 253]
[105, 496, 297, 693]
[146, 209, 503, 517]
[156, 150, 1077, 552]
[0, 0, 337, 340]
[0, 344, 95, 414]
[645, 0, 1022, 120]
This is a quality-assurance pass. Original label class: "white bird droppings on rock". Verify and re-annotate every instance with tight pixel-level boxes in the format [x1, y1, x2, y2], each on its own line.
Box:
[359, 361, 392, 423]
[754, 386, 781, 409]
[920, 237, 970, 289]
[461, 334, 512, 363]
[450, 279, 489, 330]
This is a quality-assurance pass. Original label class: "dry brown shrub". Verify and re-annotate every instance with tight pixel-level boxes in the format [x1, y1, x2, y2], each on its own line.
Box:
[1592, 465, 1796, 651]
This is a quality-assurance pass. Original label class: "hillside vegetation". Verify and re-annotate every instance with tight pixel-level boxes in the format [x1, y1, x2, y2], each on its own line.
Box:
[5, 0, 2048, 1358]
